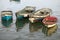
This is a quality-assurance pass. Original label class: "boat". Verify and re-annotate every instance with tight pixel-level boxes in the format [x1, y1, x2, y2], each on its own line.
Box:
[42, 16, 57, 28]
[1, 10, 13, 21]
[15, 6, 36, 20]
[29, 8, 52, 23]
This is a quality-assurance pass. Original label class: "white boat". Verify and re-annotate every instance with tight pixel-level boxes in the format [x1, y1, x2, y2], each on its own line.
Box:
[29, 8, 52, 23]
[15, 6, 36, 19]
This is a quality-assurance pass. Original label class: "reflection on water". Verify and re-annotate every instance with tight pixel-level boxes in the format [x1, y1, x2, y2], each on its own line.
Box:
[29, 21, 58, 36]
[1, 17, 58, 36]
[0, 17, 58, 40]
[15, 17, 29, 32]
[1, 20, 13, 27]
[42, 24, 58, 36]
[29, 22, 43, 32]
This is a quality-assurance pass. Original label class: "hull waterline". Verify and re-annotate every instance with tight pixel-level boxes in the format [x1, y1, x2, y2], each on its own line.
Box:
[1, 16, 12, 21]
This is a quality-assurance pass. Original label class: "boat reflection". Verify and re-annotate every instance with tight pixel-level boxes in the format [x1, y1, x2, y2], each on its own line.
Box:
[42, 24, 58, 36]
[29, 22, 43, 32]
[15, 18, 29, 32]
[1, 20, 13, 27]
[29, 21, 58, 36]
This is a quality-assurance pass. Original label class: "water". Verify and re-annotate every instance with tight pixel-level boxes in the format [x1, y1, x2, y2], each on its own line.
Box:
[0, 0, 60, 40]
[0, 11, 60, 40]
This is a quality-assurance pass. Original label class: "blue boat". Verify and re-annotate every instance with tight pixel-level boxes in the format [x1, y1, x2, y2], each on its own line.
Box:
[15, 6, 36, 20]
[1, 11, 13, 21]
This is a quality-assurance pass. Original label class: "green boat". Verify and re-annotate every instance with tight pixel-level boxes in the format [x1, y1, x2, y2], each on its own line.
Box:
[15, 6, 36, 20]
[1, 10, 13, 27]
[29, 8, 52, 23]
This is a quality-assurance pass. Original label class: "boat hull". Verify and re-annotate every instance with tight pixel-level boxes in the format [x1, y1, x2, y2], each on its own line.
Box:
[17, 15, 24, 20]
[1, 16, 12, 21]
[29, 17, 44, 23]
[16, 15, 29, 20]
[34, 17, 44, 22]
[29, 14, 50, 23]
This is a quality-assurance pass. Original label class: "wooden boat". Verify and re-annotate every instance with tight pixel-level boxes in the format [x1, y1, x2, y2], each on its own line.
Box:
[29, 8, 52, 23]
[15, 6, 36, 19]
[1, 10, 13, 21]
[42, 16, 57, 28]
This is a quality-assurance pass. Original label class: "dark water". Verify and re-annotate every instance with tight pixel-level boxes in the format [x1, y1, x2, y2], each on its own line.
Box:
[0, 12, 60, 40]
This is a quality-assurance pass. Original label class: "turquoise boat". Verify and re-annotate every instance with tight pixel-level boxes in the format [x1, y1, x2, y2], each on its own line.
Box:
[15, 6, 36, 20]
[1, 11, 13, 21]
[29, 8, 52, 23]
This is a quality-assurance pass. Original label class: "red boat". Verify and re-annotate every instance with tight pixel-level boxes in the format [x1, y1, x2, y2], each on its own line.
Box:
[42, 16, 57, 28]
